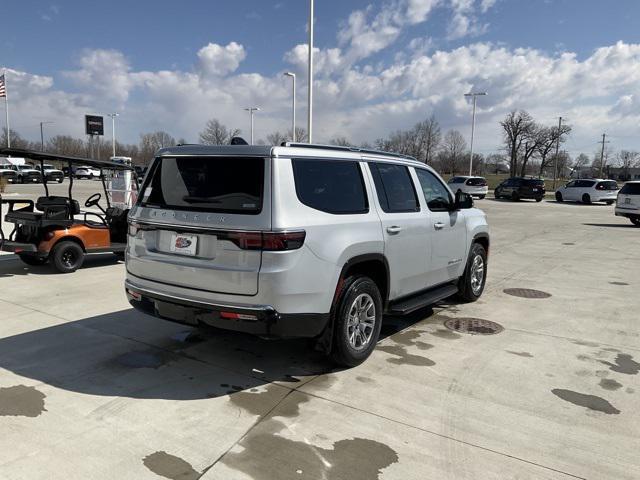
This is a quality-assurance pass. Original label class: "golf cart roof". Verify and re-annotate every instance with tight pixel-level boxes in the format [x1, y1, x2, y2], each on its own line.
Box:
[0, 148, 135, 171]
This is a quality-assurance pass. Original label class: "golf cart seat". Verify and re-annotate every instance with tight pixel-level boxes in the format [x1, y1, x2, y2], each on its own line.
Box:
[5, 196, 79, 228]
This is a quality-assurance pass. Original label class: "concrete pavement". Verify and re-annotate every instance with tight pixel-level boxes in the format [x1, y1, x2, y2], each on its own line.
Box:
[0, 198, 638, 479]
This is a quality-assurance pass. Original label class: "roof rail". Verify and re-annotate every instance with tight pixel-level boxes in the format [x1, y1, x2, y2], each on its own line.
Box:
[281, 142, 417, 161]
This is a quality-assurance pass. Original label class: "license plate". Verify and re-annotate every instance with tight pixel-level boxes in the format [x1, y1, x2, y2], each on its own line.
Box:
[170, 234, 198, 256]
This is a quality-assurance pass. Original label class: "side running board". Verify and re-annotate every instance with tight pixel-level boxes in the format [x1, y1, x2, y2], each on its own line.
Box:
[387, 283, 459, 315]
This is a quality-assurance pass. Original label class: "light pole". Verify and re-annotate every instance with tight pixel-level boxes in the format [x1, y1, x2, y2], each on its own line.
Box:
[284, 72, 296, 142]
[307, 0, 314, 143]
[464, 92, 487, 176]
[39, 121, 54, 151]
[108, 113, 119, 158]
[244, 107, 260, 145]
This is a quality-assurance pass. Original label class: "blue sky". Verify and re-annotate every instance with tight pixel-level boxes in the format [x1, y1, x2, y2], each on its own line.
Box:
[2, 0, 640, 157]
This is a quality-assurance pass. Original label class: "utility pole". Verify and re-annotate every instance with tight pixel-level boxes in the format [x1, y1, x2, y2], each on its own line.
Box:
[307, 0, 314, 143]
[464, 92, 487, 176]
[598, 133, 610, 178]
[244, 107, 260, 145]
[284, 72, 296, 142]
[108, 113, 119, 158]
[39, 121, 53, 151]
[552, 116, 563, 190]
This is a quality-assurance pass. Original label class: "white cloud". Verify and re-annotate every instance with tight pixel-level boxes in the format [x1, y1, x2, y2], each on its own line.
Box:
[197, 42, 246, 78]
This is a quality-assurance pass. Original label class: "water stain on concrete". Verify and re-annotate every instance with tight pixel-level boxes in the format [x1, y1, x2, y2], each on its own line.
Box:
[223, 425, 398, 480]
[430, 329, 462, 340]
[599, 379, 623, 391]
[600, 354, 640, 375]
[574, 370, 592, 377]
[115, 351, 167, 369]
[506, 351, 534, 358]
[572, 340, 600, 348]
[603, 347, 621, 353]
[356, 376, 375, 384]
[552, 389, 620, 415]
[626, 388, 635, 394]
[0, 385, 46, 417]
[595, 370, 609, 378]
[390, 330, 434, 351]
[228, 385, 308, 418]
[142, 451, 199, 480]
[609, 281, 629, 286]
[377, 345, 436, 367]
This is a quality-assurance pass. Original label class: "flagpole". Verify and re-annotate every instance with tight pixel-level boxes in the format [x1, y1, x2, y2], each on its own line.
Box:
[3, 69, 10, 148]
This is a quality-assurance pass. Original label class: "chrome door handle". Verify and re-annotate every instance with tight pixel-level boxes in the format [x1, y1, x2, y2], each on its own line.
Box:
[434, 222, 445, 230]
[386, 226, 402, 235]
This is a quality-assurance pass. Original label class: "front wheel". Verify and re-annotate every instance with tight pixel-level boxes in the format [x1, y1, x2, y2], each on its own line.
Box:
[511, 192, 520, 202]
[555, 192, 563, 202]
[605, 200, 615, 205]
[330, 276, 383, 367]
[631, 217, 640, 227]
[57, 178, 63, 184]
[494, 190, 500, 199]
[478, 195, 486, 200]
[51, 241, 84, 273]
[582, 193, 591, 204]
[457, 243, 487, 302]
[535, 196, 543, 202]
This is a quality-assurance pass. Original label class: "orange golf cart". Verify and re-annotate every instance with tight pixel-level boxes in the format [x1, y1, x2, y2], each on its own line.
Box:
[0, 149, 138, 273]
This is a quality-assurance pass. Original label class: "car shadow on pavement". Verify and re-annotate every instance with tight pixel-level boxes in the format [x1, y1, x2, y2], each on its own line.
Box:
[583, 223, 636, 228]
[0, 307, 338, 400]
[0, 255, 122, 278]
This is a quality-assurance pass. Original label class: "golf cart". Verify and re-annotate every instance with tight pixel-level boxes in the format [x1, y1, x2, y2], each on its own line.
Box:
[0, 148, 138, 273]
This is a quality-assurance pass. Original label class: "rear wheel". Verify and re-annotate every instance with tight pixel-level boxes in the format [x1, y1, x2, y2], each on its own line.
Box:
[51, 241, 84, 273]
[631, 217, 640, 227]
[535, 196, 543, 202]
[582, 193, 591, 204]
[511, 191, 520, 201]
[494, 190, 500, 199]
[478, 195, 486, 200]
[605, 200, 615, 205]
[18, 254, 47, 266]
[555, 192, 563, 202]
[457, 243, 487, 302]
[330, 275, 383, 367]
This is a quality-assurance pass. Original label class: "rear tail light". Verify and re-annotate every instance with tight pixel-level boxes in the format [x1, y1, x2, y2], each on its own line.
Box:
[220, 311, 258, 321]
[596, 184, 604, 190]
[228, 230, 306, 251]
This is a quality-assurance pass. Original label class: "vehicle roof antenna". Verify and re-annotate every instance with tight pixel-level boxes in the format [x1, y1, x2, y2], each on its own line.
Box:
[230, 136, 249, 146]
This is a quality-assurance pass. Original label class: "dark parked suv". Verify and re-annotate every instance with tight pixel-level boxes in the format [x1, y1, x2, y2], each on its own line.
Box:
[495, 177, 545, 202]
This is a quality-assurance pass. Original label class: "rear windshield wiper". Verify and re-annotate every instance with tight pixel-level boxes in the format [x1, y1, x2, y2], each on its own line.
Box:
[182, 196, 222, 204]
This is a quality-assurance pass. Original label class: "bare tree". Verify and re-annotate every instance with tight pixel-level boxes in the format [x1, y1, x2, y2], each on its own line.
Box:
[535, 123, 572, 177]
[1, 128, 30, 149]
[615, 150, 640, 180]
[416, 114, 441, 164]
[329, 136, 353, 147]
[486, 153, 508, 174]
[139, 131, 176, 161]
[500, 110, 535, 176]
[267, 131, 288, 146]
[437, 129, 467, 175]
[199, 119, 240, 145]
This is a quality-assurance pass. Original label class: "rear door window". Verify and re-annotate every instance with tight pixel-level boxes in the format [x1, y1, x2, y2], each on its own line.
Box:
[619, 183, 640, 195]
[369, 163, 419, 213]
[140, 156, 264, 214]
[466, 177, 487, 186]
[597, 181, 619, 190]
[292, 159, 368, 214]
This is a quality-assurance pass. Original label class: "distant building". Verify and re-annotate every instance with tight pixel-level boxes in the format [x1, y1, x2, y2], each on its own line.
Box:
[605, 166, 640, 181]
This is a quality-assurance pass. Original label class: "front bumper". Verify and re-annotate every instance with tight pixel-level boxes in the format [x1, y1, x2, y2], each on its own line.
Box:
[125, 279, 330, 338]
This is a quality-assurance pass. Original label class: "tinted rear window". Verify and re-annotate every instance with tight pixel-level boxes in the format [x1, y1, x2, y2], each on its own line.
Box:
[620, 183, 640, 195]
[449, 177, 465, 184]
[140, 156, 264, 214]
[523, 179, 545, 186]
[292, 159, 368, 214]
[466, 177, 487, 186]
[597, 181, 618, 190]
[369, 163, 419, 213]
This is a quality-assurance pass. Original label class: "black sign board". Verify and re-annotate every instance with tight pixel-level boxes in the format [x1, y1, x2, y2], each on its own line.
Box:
[85, 115, 104, 136]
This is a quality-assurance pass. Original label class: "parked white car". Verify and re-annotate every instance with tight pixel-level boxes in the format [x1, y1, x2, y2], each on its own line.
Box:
[126, 143, 490, 366]
[75, 166, 101, 179]
[448, 176, 489, 199]
[615, 181, 640, 227]
[555, 179, 619, 204]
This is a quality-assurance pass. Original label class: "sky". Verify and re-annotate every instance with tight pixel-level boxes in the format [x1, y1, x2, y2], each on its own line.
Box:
[2, 0, 640, 158]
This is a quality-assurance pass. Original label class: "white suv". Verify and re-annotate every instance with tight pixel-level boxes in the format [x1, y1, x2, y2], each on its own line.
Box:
[448, 176, 488, 199]
[615, 181, 640, 227]
[555, 179, 619, 204]
[125, 143, 490, 366]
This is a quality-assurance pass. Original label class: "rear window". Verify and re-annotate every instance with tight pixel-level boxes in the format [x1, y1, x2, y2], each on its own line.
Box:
[292, 159, 368, 214]
[523, 179, 545, 186]
[140, 156, 264, 214]
[619, 183, 640, 195]
[466, 177, 487, 186]
[449, 177, 466, 184]
[597, 181, 619, 190]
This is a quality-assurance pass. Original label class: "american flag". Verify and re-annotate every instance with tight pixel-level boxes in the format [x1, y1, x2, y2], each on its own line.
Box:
[0, 75, 5, 98]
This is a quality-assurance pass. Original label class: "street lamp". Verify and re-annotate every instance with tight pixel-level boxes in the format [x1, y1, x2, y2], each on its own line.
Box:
[108, 113, 119, 158]
[39, 121, 54, 151]
[307, 0, 314, 143]
[284, 72, 296, 142]
[464, 92, 487, 176]
[244, 107, 260, 145]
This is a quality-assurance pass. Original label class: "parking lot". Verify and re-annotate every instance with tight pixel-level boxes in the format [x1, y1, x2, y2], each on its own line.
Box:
[0, 194, 638, 479]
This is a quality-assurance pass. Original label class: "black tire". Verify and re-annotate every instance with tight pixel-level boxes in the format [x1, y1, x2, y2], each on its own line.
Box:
[631, 217, 640, 227]
[494, 190, 500, 199]
[18, 254, 47, 266]
[89, 173, 94, 180]
[457, 243, 487, 303]
[535, 196, 543, 202]
[478, 195, 486, 200]
[555, 192, 563, 202]
[330, 276, 383, 367]
[51, 241, 84, 273]
[582, 193, 591, 204]
[114, 251, 125, 261]
[605, 200, 615, 205]
[57, 178, 63, 184]
[511, 191, 520, 202]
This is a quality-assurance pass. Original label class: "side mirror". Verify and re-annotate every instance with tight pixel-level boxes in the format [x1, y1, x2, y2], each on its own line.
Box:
[454, 191, 474, 210]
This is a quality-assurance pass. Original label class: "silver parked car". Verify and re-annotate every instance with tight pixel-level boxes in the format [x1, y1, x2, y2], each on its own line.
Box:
[125, 143, 490, 366]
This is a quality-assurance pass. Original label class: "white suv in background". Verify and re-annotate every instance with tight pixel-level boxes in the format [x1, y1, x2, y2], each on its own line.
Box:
[555, 179, 619, 204]
[448, 176, 489, 199]
[125, 143, 490, 366]
[615, 181, 640, 227]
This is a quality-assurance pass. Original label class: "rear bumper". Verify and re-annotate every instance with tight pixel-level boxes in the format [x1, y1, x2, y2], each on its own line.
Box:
[125, 279, 330, 338]
[615, 207, 640, 218]
[0, 240, 38, 254]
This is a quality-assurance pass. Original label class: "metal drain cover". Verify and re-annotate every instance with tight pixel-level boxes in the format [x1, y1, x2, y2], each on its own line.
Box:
[504, 288, 552, 299]
[444, 318, 504, 335]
